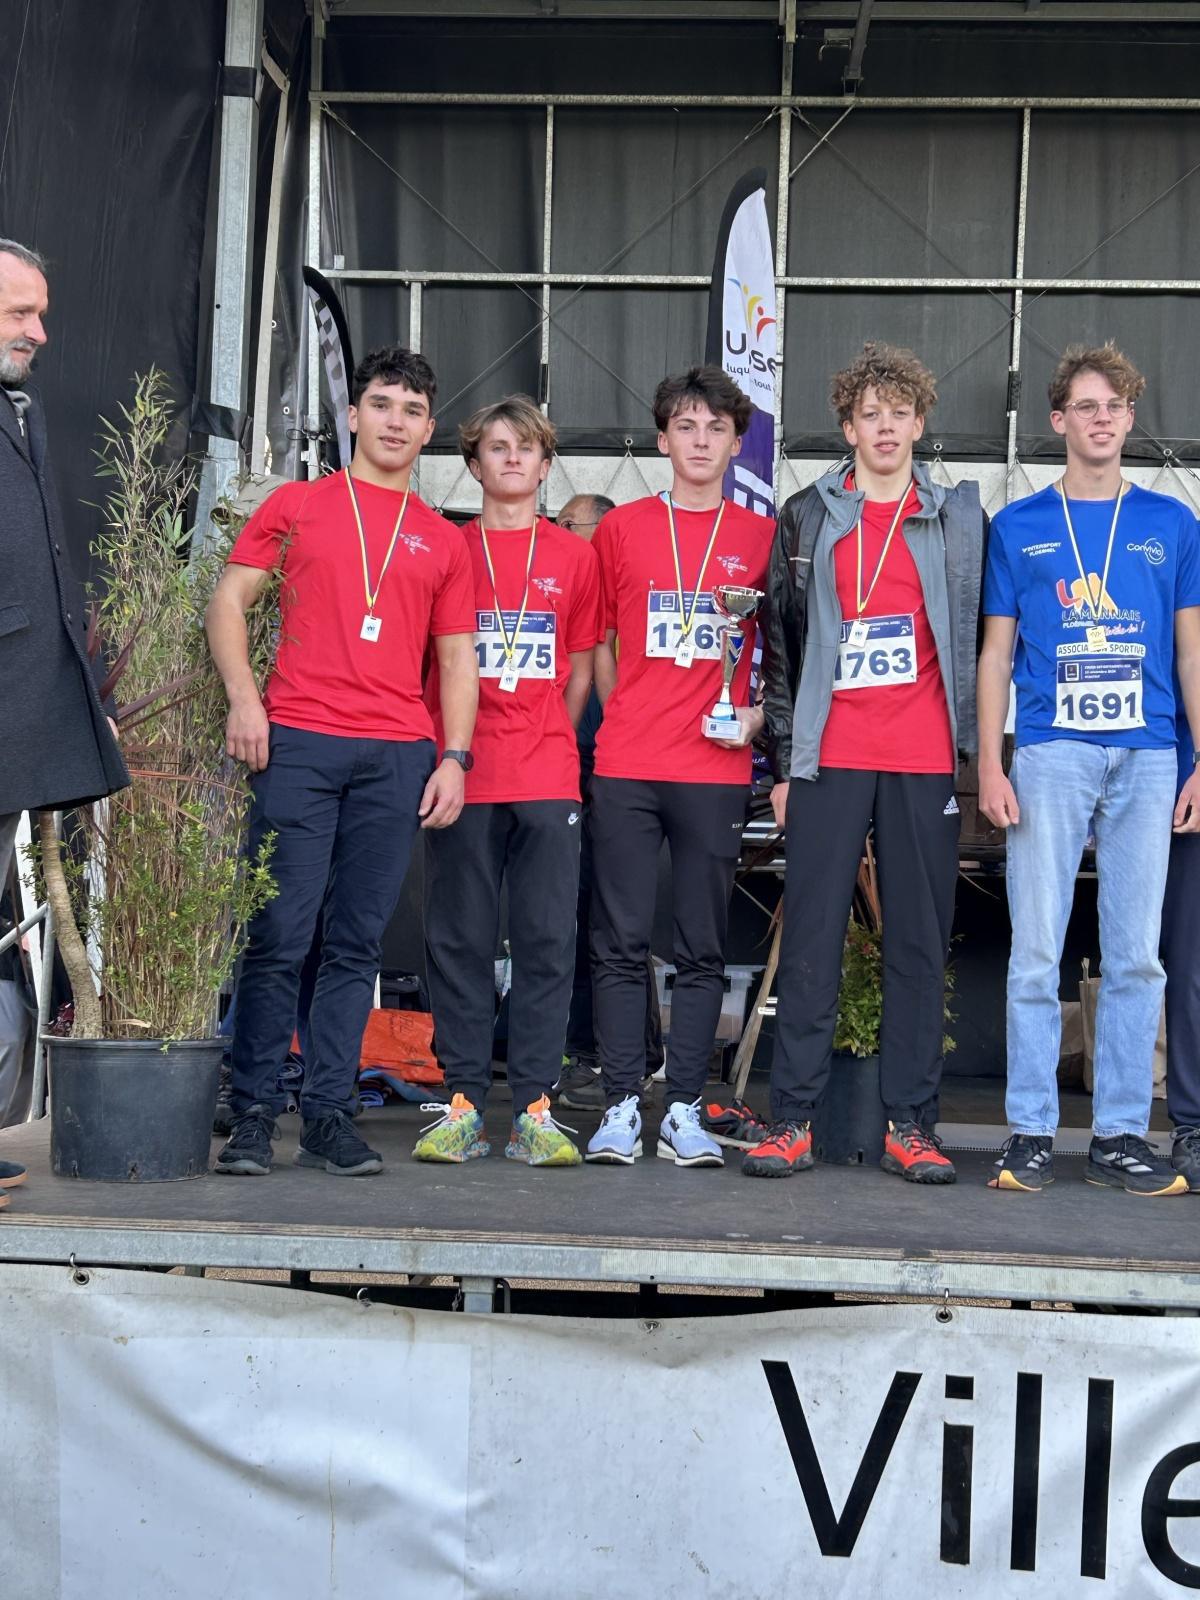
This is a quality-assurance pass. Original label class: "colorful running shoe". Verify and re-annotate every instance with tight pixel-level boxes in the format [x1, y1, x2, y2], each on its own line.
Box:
[700, 1097, 771, 1150]
[585, 1096, 643, 1164]
[742, 1119, 813, 1177]
[506, 1095, 582, 1166]
[413, 1093, 490, 1163]
[880, 1121, 956, 1185]
[657, 1100, 723, 1167]
[1086, 1133, 1188, 1197]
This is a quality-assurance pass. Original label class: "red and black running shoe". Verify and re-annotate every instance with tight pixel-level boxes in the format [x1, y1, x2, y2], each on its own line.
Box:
[881, 1121, 956, 1185]
[742, 1120, 813, 1178]
[700, 1097, 771, 1150]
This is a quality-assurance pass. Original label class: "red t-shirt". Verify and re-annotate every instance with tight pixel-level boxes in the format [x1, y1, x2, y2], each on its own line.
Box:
[428, 517, 601, 804]
[229, 470, 475, 742]
[593, 494, 774, 784]
[818, 481, 954, 774]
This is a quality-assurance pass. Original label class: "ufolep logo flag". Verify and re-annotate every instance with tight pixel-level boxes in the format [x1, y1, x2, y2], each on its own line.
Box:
[706, 166, 778, 517]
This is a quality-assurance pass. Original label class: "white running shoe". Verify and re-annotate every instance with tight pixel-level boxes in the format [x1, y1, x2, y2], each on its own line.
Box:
[658, 1099, 724, 1167]
[585, 1095, 643, 1164]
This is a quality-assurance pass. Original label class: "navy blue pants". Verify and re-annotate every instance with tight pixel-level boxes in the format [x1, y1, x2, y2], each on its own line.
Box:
[230, 725, 434, 1119]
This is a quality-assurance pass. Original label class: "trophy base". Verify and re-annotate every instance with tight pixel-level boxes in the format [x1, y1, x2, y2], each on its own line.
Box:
[702, 712, 742, 742]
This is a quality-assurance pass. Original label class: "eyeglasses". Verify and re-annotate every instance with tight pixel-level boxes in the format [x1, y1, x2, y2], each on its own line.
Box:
[557, 518, 598, 532]
[1062, 398, 1132, 420]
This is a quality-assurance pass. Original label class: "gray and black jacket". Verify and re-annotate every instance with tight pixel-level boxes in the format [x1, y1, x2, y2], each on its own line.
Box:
[762, 460, 987, 782]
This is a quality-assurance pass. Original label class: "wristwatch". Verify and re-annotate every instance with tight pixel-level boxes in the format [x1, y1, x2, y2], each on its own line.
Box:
[441, 748, 474, 772]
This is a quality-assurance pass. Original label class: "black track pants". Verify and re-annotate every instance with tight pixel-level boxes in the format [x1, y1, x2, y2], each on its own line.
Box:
[770, 768, 959, 1126]
[425, 800, 581, 1112]
[589, 776, 746, 1106]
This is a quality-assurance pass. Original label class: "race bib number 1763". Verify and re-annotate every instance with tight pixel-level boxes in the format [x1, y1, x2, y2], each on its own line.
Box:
[645, 590, 723, 660]
[833, 613, 918, 692]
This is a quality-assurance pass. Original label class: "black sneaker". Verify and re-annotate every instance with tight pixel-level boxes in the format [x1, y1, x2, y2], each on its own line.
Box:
[701, 1097, 771, 1150]
[213, 1066, 234, 1136]
[1172, 1126, 1200, 1193]
[989, 1134, 1054, 1192]
[295, 1110, 383, 1176]
[555, 1057, 605, 1112]
[1086, 1133, 1188, 1197]
[214, 1105, 279, 1176]
[0, 1160, 27, 1189]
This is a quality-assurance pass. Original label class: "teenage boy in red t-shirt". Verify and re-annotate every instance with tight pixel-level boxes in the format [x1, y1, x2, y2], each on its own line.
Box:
[749, 343, 985, 1182]
[206, 346, 478, 1179]
[586, 365, 774, 1168]
[416, 396, 601, 1167]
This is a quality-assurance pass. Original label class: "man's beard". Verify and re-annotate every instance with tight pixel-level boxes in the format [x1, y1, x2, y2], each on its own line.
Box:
[0, 341, 36, 386]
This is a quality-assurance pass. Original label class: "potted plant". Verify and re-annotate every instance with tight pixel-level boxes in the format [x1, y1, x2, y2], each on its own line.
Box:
[812, 838, 956, 1164]
[36, 371, 276, 1181]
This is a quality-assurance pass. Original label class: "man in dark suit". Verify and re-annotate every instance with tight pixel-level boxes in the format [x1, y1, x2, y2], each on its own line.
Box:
[0, 239, 128, 1163]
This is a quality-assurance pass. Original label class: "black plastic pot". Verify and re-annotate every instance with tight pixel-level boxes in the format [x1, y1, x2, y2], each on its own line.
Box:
[813, 1052, 886, 1166]
[46, 1036, 223, 1182]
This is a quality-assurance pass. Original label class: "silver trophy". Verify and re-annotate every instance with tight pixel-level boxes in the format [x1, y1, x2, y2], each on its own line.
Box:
[702, 584, 764, 740]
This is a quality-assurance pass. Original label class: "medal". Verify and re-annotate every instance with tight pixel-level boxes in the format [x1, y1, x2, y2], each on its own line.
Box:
[345, 470, 410, 644]
[666, 497, 725, 671]
[1058, 479, 1126, 652]
[847, 477, 912, 646]
[480, 519, 539, 695]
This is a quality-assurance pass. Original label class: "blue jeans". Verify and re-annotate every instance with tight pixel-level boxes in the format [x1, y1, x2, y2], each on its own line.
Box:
[1005, 740, 1177, 1138]
[230, 726, 434, 1120]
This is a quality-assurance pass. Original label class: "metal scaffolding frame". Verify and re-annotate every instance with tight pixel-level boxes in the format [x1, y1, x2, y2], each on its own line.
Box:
[292, 14, 1200, 505]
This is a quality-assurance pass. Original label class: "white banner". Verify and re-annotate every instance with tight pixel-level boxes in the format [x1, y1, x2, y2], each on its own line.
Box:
[707, 167, 778, 517]
[2, 1265, 1199, 1597]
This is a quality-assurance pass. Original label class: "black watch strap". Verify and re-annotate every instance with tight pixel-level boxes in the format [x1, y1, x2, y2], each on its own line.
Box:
[441, 748, 474, 772]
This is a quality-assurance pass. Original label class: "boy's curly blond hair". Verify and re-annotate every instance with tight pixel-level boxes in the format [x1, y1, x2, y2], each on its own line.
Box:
[830, 342, 938, 424]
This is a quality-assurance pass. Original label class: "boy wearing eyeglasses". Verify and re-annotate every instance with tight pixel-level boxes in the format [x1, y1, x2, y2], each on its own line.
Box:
[980, 343, 1200, 1197]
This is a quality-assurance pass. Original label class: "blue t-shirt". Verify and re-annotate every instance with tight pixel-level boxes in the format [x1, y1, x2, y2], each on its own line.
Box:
[984, 483, 1200, 752]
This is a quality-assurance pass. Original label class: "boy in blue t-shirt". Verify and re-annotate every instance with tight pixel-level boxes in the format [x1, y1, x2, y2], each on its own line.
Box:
[1161, 663, 1200, 1185]
[978, 342, 1200, 1197]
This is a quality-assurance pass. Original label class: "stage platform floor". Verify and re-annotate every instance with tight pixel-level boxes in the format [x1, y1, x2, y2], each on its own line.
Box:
[1, 1087, 1197, 1311]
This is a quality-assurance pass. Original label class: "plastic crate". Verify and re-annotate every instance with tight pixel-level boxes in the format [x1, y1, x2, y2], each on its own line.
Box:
[654, 963, 763, 1046]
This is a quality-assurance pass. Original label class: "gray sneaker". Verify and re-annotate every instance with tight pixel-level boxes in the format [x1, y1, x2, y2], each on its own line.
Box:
[585, 1096, 643, 1165]
[657, 1100, 724, 1168]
